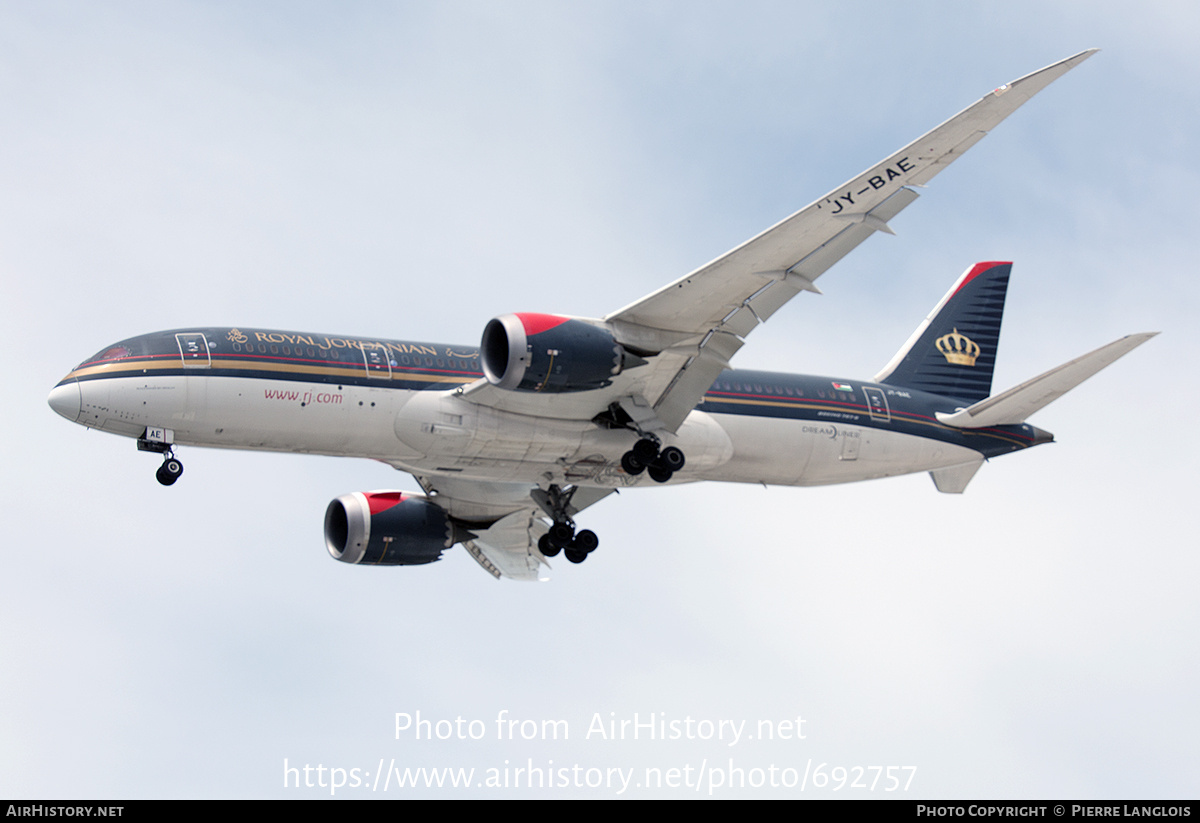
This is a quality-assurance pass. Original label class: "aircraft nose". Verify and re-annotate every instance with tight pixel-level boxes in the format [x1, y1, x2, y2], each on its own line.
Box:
[48, 381, 81, 423]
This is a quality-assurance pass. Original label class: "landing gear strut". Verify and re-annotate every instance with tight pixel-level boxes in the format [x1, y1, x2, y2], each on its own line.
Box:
[533, 484, 599, 564]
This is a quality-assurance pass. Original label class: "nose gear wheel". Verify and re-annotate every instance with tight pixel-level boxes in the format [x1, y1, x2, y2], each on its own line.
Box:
[155, 452, 184, 486]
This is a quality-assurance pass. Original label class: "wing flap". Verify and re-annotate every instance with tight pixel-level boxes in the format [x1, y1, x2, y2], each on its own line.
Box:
[788, 186, 921, 280]
[464, 510, 546, 581]
[654, 329, 746, 429]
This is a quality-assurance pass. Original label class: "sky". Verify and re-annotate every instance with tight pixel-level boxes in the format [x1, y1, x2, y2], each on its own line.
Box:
[2, 0, 1197, 799]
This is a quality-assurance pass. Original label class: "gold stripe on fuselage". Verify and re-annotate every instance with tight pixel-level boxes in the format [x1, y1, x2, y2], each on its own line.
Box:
[703, 393, 1028, 446]
[64, 359, 1029, 448]
[65, 357, 472, 386]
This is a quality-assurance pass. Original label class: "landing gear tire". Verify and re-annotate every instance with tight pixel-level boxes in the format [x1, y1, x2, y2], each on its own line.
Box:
[632, 438, 659, 461]
[538, 533, 561, 557]
[658, 446, 685, 472]
[549, 521, 575, 547]
[620, 451, 646, 476]
[535, 484, 600, 569]
[648, 465, 673, 484]
[622, 437, 685, 482]
[572, 529, 599, 553]
[156, 457, 183, 486]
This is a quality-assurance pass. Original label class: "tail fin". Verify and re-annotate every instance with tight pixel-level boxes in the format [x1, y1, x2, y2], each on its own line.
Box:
[874, 261, 1011, 403]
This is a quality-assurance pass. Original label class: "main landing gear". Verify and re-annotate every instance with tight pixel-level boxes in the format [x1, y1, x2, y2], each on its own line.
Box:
[620, 437, 685, 484]
[137, 432, 184, 486]
[592, 402, 687, 484]
[538, 525, 598, 564]
[534, 484, 599, 564]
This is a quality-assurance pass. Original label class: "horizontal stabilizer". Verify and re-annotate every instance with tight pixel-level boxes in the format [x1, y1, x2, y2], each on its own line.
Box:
[936, 333, 1157, 429]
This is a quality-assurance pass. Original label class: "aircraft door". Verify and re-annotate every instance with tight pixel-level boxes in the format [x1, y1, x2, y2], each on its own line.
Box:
[171, 333, 208, 434]
[863, 387, 891, 422]
[362, 343, 392, 379]
[176, 333, 211, 368]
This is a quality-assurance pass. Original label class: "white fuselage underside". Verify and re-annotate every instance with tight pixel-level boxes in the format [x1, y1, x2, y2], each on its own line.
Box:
[76, 374, 982, 490]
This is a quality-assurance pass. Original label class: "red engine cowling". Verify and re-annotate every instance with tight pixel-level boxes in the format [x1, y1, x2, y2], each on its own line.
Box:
[480, 313, 643, 393]
[324, 491, 463, 566]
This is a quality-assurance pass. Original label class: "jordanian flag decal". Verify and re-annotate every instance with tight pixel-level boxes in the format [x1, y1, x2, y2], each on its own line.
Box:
[832, 382, 853, 392]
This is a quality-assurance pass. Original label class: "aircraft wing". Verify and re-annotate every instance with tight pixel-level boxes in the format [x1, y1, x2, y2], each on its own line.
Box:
[605, 49, 1098, 430]
[409, 472, 614, 581]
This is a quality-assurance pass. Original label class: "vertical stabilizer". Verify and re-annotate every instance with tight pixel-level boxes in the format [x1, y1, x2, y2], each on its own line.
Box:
[874, 261, 1011, 403]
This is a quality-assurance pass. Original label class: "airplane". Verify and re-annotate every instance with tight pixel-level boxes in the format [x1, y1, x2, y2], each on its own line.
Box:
[46, 49, 1155, 581]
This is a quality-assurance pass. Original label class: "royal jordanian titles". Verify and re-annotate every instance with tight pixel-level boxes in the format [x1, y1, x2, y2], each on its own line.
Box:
[48, 50, 1154, 580]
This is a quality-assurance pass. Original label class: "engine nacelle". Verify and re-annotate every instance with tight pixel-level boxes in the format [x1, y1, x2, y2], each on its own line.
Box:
[324, 491, 463, 566]
[481, 313, 643, 393]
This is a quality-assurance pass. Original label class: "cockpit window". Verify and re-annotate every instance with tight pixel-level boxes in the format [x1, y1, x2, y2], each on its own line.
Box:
[79, 345, 132, 368]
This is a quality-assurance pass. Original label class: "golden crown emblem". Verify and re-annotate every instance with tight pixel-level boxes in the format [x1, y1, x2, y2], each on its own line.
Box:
[935, 327, 980, 366]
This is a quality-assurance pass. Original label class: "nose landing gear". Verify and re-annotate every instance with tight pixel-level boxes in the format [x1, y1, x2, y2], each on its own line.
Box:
[137, 429, 184, 486]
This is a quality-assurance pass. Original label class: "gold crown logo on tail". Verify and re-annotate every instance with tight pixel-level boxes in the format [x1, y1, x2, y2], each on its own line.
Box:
[936, 328, 980, 366]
